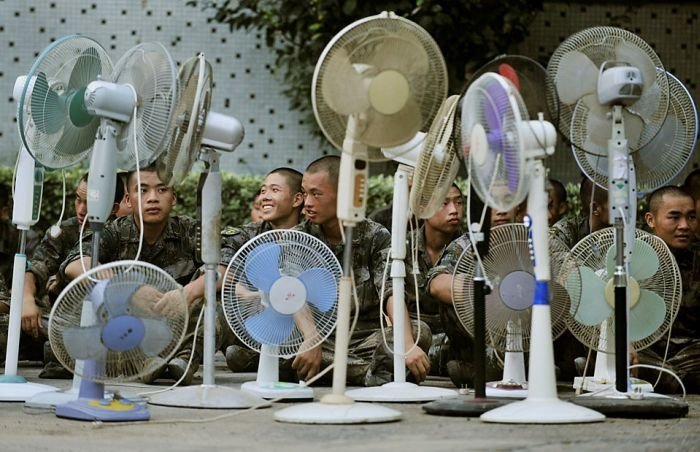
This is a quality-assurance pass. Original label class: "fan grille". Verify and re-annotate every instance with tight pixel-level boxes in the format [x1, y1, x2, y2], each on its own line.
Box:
[312, 12, 447, 157]
[452, 224, 570, 353]
[222, 230, 341, 358]
[558, 227, 681, 352]
[49, 260, 188, 383]
[111, 42, 178, 171]
[18, 35, 113, 169]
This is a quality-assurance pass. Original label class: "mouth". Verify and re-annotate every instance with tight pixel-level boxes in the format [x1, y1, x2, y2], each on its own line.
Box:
[261, 204, 273, 212]
[145, 208, 161, 215]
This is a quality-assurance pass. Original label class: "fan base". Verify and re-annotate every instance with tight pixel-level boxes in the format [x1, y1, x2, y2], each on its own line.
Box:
[423, 395, 513, 417]
[481, 398, 605, 423]
[56, 398, 149, 422]
[570, 393, 689, 418]
[148, 384, 271, 409]
[346, 382, 458, 402]
[275, 401, 402, 424]
[486, 380, 528, 399]
[0, 377, 59, 402]
[241, 380, 314, 400]
[573, 376, 653, 394]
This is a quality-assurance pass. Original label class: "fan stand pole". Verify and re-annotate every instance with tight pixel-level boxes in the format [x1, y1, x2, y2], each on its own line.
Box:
[149, 150, 268, 409]
[486, 321, 528, 399]
[347, 165, 457, 402]
[241, 345, 314, 400]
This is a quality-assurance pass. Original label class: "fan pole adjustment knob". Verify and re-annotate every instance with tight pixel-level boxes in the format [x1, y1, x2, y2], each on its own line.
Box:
[269, 276, 307, 315]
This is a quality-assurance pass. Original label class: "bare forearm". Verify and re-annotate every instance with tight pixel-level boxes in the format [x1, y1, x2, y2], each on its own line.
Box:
[428, 274, 453, 305]
[65, 257, 91, 281]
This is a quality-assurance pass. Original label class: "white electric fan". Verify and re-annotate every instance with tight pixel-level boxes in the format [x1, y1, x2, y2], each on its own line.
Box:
[546, 27, 691, 415]
[276, 11, 446, 424]
[2, 35, 114, 404]
[346, 95, 460, 402]
[460, 72, 603, 423]
[452, 223, 571, 398]
[147, 54, 263, 409]
[49, 260, 188, 421]
[221, 229, 341, 400]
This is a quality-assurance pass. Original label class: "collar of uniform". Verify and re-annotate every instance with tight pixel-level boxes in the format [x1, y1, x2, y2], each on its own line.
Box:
[123, 214, 183, 243]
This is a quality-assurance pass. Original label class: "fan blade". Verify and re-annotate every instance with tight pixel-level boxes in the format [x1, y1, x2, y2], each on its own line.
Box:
[498, 63, 520, 91]
[614, 40, 658, 101]
[361, 96, 422, 147]
[321, 47, 370, 115]
[369, 35, 430, 76]
[244, 306, 295, 346]
[63, 325, 108, 360]
[245, 243, 282, 292]
[554, 50, 599, 105]
[298, 268, 337, 313]
[567, 266, 611, 326]
[30, 72, 64, 135]
[629, 289, 666, 342]
[69, 46, 102, 89]
[605, 239, 659, 280]
[102, 274, 145, 317]
[484, 79, 509, 147]
[139, 318, 174, 357]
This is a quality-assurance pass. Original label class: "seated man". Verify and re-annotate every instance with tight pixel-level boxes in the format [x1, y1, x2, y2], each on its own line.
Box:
[220, 167, 304, 372]
[292, 155, 430, 386]
[61, 166, 222, 386]
[682, 169, 700, 241]
[639, 185, 700, 393]
[550, 175, 609, 249]
[0, 183, 40, 286]
[548, 178, 568, 226]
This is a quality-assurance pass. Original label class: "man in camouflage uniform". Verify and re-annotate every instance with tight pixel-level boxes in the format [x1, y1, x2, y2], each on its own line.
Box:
[640, 186, 700, 393]
[62, 166, 219, 386]
[0, 274, 9, 360]
[291, 156, 430, 386]
[219, 167, 304, 372]
[0, 183, 40, 286]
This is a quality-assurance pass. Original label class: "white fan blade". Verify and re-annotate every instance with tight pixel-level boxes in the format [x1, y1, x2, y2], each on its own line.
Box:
[361, 96, 422, 147]
[606, 239, 659, 280]
[369, 36, 430, 76]
[629, 289, 666, 341]
[139, 318, 174, 357]
[321, 47, 370, 115]
[566, 266, 611, 326]
[614, 40, 658, 99]
[555, 50, 599, 105]
[63, 325, 108, 360]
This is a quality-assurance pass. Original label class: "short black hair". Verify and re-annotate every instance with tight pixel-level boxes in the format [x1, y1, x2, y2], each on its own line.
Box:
[78, 172, 125, 204]
[0, 182, 10, 209]
[549, 178, 567, 204]
[306, 155, 340, 188]
[646, 185, 694, 215]
[267, 167, 303, 194]
[683, 168, 700, 199]
[127, 164, 158, 188]
[579, 176, 607, 214]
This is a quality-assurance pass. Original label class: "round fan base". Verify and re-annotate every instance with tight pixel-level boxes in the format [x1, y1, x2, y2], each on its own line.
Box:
[346, 382, 457, 402]
[241, 381, 314, 401]
[0, 378, 59, 402]
[423, 395, 513, 417]
[274, 401, 402, 424]
[486, 381, 528, 399]
[570, 394, 689, 419]
[148, 384, 271, 409]
[56, 397, 149, 422]
[480, 398, 605, 423]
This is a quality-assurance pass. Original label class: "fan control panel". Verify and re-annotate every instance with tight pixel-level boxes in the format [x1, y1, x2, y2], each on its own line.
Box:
[337, 153, 368, 224]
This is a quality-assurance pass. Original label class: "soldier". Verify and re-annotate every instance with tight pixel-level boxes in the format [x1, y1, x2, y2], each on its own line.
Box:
[550, 176, 609, 249]
[0, 183, 40, 286]
[548, 178, 568, 227]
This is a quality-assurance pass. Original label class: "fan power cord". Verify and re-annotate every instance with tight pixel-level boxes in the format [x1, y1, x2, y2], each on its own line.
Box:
[49, 169, 67, 238]
[628, 364, 686, 400]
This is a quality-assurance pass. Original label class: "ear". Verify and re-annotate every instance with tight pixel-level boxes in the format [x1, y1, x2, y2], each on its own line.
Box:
[645, 211, 655, 230]
[110, 202, 119, 217]
[125, 193, 132, 209]
[292, 192, 304, 208]
[171, 191, 177, 206]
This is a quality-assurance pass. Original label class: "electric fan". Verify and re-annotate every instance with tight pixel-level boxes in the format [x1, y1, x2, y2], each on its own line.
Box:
[559, 227, 681, 394]
[460, 72, 603, 423]
[49, 260, 188, 421]
[147, 54, 259, 409]
[346, 95, 460, 402]
[221, 229, 341, 400]
[275, 11, 446, 425]
[2, 35, 113, 404]
[451, 223, 571, 398]
[546, 27, 691, 416]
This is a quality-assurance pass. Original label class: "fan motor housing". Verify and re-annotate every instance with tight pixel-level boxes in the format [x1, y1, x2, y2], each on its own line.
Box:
[597, 63, 643, 106]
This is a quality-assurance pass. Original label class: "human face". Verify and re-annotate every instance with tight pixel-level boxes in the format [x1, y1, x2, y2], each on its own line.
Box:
[548, 188, 567, 226]
[126, 171, 176, 227]
[645, 194, 697, 250]
[250, 194, 264, 223]
[301, 171, 337, 227]
[491, 207, 516, 227]
[259, 172, 302, 226]
[426, 186, 464, 235]
[74, 180, 88, 225]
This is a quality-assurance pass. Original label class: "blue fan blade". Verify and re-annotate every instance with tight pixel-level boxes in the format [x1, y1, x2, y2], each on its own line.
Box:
[63, 325, 107, 360]
[139, 318, 173, 357]
[31, 72, 64, 135]
[297, 268, 337, 313]
[567, 266, 611, 326]
[102, 273, 145, 318]
[629, 289, 666, 342]
[244, 306, 294, 345]
[484, 79, 520, 192]
[245, 243, 281, 292]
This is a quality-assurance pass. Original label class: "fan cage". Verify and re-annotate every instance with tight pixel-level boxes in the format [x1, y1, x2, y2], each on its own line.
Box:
[452, 223, 570, 353]
[49, 260, 189, 383]
[18, 34, 114, 169]
[557, 227, 682, 352]
[312, 12, 447, 154]
[222, 230, 341, 358]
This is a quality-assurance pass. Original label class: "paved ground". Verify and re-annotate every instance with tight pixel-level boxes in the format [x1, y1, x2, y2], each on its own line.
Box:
[1, 356, 698, 452]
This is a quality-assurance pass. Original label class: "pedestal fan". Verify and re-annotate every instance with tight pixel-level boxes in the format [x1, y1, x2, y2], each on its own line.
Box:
[275, 11, 446, 424]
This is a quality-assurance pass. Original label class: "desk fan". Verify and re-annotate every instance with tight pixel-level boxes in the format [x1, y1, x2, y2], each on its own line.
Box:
[2, 35, 113, 404]
[547, 27, 691, 416]
[275, 11, 445, 424]
[460, 72, 603, 423]
[147, 54, 261, 409]
[222, 230, 341, 400]
[346, 95, 460, 402]
[49, 260, 188, 421]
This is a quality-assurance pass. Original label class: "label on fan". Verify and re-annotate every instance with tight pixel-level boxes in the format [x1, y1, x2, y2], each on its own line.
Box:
[32, 167, 44, 222]
[353, 173, 366, 208]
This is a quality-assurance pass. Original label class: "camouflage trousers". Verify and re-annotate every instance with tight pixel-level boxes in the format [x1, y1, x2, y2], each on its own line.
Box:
[0, 295, 50, 363]
[638, 341, 700, 394]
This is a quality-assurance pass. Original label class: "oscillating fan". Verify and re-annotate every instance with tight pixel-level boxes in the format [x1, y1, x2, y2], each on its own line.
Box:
[276, 11, 446, 425]
[547, 27, 691, 416]
[221, 230, 341, 400]
[2, 35, 113, 404]
[346, 95, 460, 403]
[559, 228, 681, 394]
[49, 260, 188, 421]
[452, 223, 571, 398]
[460, 72, 603, 423]
[147, 53, 257, 409]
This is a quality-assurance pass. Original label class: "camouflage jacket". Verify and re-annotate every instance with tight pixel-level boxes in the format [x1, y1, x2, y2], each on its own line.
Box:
[0, 272, 8, 304]
[28, 216, 83, 296]
[61, 215, 209, 286]
[668, 243, 700, 347]
[293, 219, 391, 334]
[549, 215, 590, 250]
[220, 221, 275, 265]
[0, 219, 39, 285]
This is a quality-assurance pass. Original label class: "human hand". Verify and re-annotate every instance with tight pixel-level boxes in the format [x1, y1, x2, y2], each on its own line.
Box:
[405, 346, 430, 383]
[21, 295, 42, 338]
[292, 345, 322, 381]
